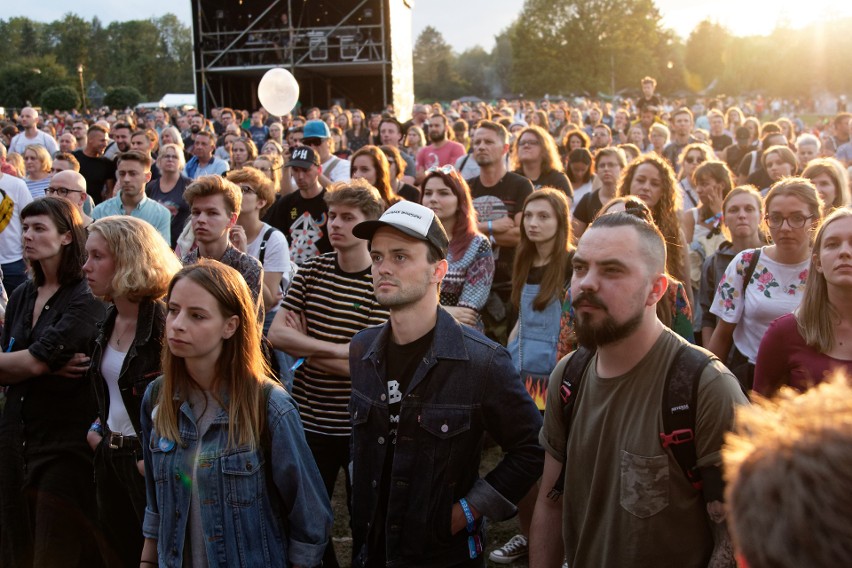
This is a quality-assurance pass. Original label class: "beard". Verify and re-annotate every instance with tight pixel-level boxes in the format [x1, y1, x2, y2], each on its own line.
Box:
[428, 130, 446, 143]
[190, 125, 201, 134]
[572, 291, 644, 348]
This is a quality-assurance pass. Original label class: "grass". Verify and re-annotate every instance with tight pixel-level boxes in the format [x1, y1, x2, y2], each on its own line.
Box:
[330, 445, 529, 567]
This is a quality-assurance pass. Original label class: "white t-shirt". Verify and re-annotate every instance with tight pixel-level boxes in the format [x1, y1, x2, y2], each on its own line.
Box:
[102, 344, 135, 436]
[246, 222, 292, 311]
[9, 130, 59, 156]
[0, 174, 34, 264]
[710, 247, 809, 363]
[321, 155, 351, 183]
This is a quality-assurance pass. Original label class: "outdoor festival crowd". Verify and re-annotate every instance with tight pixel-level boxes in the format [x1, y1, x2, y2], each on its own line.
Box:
[0, 75, 852, 568]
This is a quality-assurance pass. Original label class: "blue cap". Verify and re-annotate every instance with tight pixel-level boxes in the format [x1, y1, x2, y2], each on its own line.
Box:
[303, 120, 330, 139]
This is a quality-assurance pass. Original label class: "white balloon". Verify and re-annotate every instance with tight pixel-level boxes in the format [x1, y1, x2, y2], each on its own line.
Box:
[258, 68, 300, 116]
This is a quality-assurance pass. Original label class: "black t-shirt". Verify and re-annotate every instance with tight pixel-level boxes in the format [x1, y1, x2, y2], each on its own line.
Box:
[710, 134, 733, 154]
[263, 188, 331, 265]
[525, 169, 573, 200]
[73, 150, 117, 204]
[397, 183, 421, 202]
[724, 144, 751, 173]
[573, 189, 605, 225]
[368, 326, 436, 566]
[469, 172, 534, 296]
[146, 175, 192, 246]
[636, 94, 662, 112]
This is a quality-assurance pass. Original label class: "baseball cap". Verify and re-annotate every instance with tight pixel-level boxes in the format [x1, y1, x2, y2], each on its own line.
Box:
[303, 120, 330, 139]
[286, 146, 321, 169]
[353, 201, 449, 259]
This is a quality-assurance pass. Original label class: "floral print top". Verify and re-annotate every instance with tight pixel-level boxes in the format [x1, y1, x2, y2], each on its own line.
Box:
[710, 247, 809, 363]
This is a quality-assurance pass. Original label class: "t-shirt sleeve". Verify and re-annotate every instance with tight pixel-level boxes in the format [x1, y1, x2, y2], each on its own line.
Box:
[449, 142, 466, 164]
[281, 260, 309, 313]
[402, 153, 416, 177]
[709, 249, 753, 324]
[457, 236, 494, 311]
[573, 193, 593, 224]
[695, 361, 749, 469]
[752, 315, 793, 397]
[539, 354, 574, 462]
[513, 177, 535, 216]
[261, 229, 291, 274]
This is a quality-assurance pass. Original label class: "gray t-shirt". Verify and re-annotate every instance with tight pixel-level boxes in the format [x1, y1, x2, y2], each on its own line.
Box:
[187, 389, 223, 568]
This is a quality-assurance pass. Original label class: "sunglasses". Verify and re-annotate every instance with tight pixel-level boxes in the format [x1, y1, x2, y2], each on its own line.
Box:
[302, 138, 323, 146]
[684, 156, 705, 165]
[425, 164, 456, 175]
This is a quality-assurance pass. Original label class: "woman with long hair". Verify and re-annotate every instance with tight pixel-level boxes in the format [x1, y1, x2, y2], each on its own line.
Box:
[254, 153, 286, 196]
[83, 216, 182, 567]
[491, 189, 572, 565]
[380, 145, 420, 202]
[0, 197, 106, 567]
[676, 142, 713, 211]
[404, 125, 426, 157]
[802, 157, 850, 213]
[617, 153, 692, 295]
[754, 208, 852, 397]
[23, 144, 52, 199]
[709, 178, 822, 389]
[760, 145, 798, 194]
[139, 261, 331, 567]
[511, 125, 572, 198]
[565, 147, 595, 210]
[420, 166, 493, 328]
[230, 137, 258, 171]
[350, 145, 403, 205]
[346, 109, 370, 153]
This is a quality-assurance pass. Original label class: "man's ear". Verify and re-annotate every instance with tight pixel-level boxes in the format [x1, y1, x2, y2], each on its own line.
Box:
[432, 258, 448, 283]
[647, 272, 669, 307]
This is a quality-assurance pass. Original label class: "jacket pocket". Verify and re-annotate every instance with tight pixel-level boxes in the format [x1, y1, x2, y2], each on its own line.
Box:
[350, 394, 372, 426]
[619, 450, 669, 518]
[221, 448, 265, 508]
[418, 407, 471, 439]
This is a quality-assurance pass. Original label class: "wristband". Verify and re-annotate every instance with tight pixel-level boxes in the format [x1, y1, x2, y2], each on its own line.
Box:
[89, 422, 103, 434]
[459, 498, 475, 533]
[487, 220, 493, 239]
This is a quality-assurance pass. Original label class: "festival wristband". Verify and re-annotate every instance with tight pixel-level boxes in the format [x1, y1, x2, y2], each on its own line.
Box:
[487, 220, 493, 238]
[89, 422, 103, 434]
[459, 498, 475, 533]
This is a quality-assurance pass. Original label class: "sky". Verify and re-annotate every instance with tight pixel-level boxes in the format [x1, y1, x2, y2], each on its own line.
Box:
[7, 0, 852, 52]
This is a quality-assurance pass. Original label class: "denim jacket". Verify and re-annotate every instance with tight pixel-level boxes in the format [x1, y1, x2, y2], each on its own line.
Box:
[90, 299, 165, 438]
[140, 380, 332, 567]
[348, 307, 544, 567]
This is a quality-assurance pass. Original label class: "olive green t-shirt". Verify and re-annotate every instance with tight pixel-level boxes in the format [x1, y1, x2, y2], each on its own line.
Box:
[540, 328, 748, 568]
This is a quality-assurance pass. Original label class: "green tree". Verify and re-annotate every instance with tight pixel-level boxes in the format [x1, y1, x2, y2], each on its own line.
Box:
[104, 86, 143, 110]
[41, 85, 80, 111]
[684, 20, 730, 91]
[456, 47, 493, 98]
[413, 26, 465, 101]
[0, 55, 71, 108]
[509, 0, 669, 97]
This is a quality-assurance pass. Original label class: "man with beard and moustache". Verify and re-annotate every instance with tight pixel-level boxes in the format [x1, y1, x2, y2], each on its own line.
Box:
[529, 212, 747, 568]
[183, 114, 206, 151]
[414, 114, 466, 184]
[104, 122, 132, 160]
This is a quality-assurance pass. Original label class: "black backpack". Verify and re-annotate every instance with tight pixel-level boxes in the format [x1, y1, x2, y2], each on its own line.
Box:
[547, 342, 725, 504]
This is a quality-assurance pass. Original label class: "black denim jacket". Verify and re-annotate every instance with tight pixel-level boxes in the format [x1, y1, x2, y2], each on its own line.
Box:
[348, 307, 544, 568]
[90, 298, 166, 438]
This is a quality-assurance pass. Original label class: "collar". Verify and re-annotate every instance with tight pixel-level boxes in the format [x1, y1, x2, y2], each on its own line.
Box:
[362, 306, 469, 363]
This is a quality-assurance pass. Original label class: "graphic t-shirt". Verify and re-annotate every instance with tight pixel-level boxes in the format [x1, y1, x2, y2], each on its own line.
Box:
[146, 175, 192, 246]
[264, 189, 331, 265]
[415, 141, 466, 172]
[469, 172, 534, 296]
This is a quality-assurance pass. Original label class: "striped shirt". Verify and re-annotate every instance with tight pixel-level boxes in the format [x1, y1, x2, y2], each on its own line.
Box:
[281, 252, 389, 436]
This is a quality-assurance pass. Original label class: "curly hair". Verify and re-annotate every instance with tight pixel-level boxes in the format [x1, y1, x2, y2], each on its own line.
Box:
[617, 154, 685, 284]
[510, 125, 563, 173]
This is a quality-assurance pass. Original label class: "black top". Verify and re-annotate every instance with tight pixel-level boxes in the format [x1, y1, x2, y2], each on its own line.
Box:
[573, 189, 605, 225]
[469, 172, 534, 296]
[0, 278, 105, 464]
[146, 175, 192, 245]
[264, 188, 332, 265]
[710, 134, 733, 154]
[397, 183, 421, 202]
[524, 169, 574, 200]
[73, 150, 117, 204]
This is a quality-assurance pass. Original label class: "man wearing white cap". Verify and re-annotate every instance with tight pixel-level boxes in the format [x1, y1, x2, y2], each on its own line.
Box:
[347, 201, 543, 568]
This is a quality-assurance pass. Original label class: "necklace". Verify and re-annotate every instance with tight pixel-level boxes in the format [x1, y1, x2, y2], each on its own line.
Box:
[113, 318, 136, 348]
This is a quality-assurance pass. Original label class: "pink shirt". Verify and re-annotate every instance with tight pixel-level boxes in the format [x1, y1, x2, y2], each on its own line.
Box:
[416, 141, 466, 172]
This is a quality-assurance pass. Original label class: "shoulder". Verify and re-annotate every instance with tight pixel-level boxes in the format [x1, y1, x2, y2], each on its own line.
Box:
[766, 312, 799, 336]
[265, 381, 299, 418]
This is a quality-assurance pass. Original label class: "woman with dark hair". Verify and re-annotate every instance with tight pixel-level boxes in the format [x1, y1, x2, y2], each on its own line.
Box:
[0, 197, 106, 567]
[379, 145, 420, 202]
[754, 208, 852, 397]
[346, 109, 370, 153]
[83, 216, 182, 567]
[617, 153, 692, 297]
[565, 147, 595, 210]
[562, 129, 590, 159]
[420, 166, 494, 328]
[760, 145, 798, 195]
[139, 261, 331, 567]
[709, 178, 823, 389]
[349, 145, 402, 206]
[676, 142, 713, 211]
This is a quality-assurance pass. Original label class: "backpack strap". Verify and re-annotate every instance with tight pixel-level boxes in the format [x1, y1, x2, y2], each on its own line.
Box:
[740, 248, 762, 297]
[547, 347, 596, 500]
[659, 343, 719, 500]
[257, 227, 276, 265]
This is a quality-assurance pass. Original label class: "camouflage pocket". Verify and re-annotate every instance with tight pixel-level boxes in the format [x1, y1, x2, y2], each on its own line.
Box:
[619, 450, 669, 518]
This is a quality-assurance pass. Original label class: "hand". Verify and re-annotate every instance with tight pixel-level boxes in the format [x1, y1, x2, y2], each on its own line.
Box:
[87, 429, 103, 452]
[707, 500, 726, 524]
[490, 215, 515, 234]
[229, 225, 248, 252]
[450, 501, 479, 535]
[137, 460, 145, 477]
[703, 188, 724, 216]
[56, 353, 90, 378]
[444, 306, 479, 327]
[283, 310, 308, 334]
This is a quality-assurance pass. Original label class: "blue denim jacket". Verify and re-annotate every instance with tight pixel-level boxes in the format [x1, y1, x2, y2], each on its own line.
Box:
[140, 380, 332, 567]
[348, 307, 544, 567]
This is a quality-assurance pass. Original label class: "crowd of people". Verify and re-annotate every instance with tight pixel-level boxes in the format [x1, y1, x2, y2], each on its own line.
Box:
[0, 73, 852, 568]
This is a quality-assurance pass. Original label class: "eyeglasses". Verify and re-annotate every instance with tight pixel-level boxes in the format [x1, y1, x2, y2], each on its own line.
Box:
[239, 184, 256, 195]
[684, 156, 705, 165]
[764, 213, 814, 229]
[46, 186, 83, 197]
[302, 138, 323, 146]
[425, 164, 456, 175]
[160, 154, 179, 160]
[518, 139, 540, 147]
